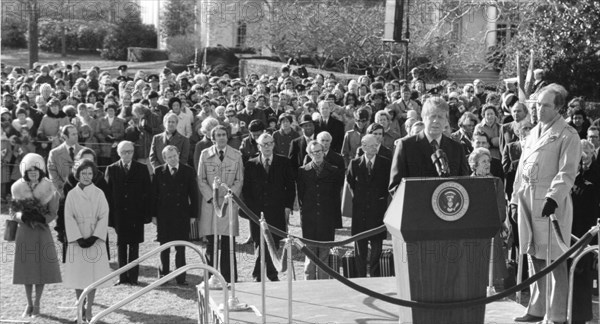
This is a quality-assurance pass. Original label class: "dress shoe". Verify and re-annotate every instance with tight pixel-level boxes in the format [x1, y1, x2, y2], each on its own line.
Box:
[22, 305, 33, 317]
[31, 306, 40, 317]
[129, 280, 139, 285]
[115, 280, 129, 286]
[514, 314, 544, 322]
[269, 276, 280, 282]
[252, 277, 261, 282]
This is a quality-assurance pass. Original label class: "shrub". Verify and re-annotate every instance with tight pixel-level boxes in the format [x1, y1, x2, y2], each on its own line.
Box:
[77, 25, 108, 50]
[101, 12, 157, 60]
[128, 47, 169, 62]
[1, 20, 27, 48]
[38, 20, 78, 52]
[167, 34, 197, 64]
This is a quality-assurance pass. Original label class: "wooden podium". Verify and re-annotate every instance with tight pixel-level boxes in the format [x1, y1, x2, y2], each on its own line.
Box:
[384, 177, 501, 324]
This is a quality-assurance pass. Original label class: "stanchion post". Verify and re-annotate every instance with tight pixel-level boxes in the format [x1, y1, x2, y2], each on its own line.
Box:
[487, 236, 496, 296]
[597, 218, 599, 322]
[287, 235, 293, 324]
[260, 213, 266, 324]
[227, 191, 238, 307]
[542, 217, 553, 324]
[208, 177, 222, 290]
[516, 252, 523, 303]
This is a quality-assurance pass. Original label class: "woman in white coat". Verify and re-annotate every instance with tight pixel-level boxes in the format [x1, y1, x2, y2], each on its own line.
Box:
[64, 158, 112, 322]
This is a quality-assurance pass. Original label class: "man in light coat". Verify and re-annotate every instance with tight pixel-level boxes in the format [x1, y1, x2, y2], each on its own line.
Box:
[511, 84, 581, 324]
[198, 125, 243, 282]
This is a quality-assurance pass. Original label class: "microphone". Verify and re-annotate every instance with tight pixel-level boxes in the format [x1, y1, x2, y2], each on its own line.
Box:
[430, 149, 450, 177]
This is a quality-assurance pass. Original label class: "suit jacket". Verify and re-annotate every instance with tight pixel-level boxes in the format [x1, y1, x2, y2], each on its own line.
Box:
[239, 135, 259, 164]
[356, 145, 393, 161]
[502, 141, 522, 199]
[297, 161, 343, 240]
[105, 160, 151, 244]
[346, 155, 391, 240]
[197, 145, 244, 237]
[288, 135, 311, 178]
[499, 121, 519, 155]
[47, 142, 85, 195]
[389, 131, 470, 194]
[450, 129, 473, 155]
[152, 163, 198, 242]
[149, 131, 190, 170]
[511, 116, 581, 259]
[243, 154, 295, 240]
[314, 117, 345, 153]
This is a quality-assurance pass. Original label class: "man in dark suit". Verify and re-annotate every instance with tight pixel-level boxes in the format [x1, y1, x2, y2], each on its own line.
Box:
[450, 112, 478, 155]
[347, 134, 391, 277]
[152, 145, 198, 285]
[389, 97, 470, 194]
[289, 114, 315, 177]
[356, 123, 393, 160]
[240, 119, 264, 164]
[105, 141, 151, 285]
[303, 131, 345, 228]
[149, 112, 190, 171]
[243, 133, 295, 282]
[314, 101, 345, 153]
[471, 131, 504, 180]
[297, 140, 343, 280]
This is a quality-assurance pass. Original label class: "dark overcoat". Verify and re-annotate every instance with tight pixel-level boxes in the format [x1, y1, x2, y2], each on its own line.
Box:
[243, 154, 295, 241]
[105, 160, 151, 244]
[297, 161, 342, 241]
[346, 155, 391, 241]
[152, 163, 198, 242]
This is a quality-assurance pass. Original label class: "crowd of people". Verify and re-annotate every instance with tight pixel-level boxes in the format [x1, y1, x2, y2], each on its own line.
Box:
[2, 61, 599, 323]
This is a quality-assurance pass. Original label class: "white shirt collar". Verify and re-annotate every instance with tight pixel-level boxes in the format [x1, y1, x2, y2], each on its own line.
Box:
[424, 132, 441, 146]
[169, 163, 179, 172]
[364, 154, 376, 165]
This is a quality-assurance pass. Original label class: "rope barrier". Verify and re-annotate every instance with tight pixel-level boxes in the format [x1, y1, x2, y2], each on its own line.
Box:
[231, 193, 386, 248]
[296, 228, 596, 309]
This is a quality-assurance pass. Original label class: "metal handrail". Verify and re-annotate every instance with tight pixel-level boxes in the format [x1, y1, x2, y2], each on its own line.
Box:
[567, 245, 598, 324]
[89, 263, 229, 324]
[76, 240, 210, 324]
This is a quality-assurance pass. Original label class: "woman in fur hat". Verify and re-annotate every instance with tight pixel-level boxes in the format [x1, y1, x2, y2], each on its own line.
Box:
[10, 153, 62, 318]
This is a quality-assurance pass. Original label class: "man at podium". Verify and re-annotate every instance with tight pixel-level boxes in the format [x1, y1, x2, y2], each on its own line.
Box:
[389, 97, 469, 194]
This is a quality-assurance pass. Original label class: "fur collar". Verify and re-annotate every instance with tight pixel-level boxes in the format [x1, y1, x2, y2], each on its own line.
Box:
[11, 178, 57, 204]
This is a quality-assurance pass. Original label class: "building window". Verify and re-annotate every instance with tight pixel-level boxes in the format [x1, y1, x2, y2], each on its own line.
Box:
[451, 17, 462, 41]
[236, 21, 247, 48]
[496, 23, 517, 45]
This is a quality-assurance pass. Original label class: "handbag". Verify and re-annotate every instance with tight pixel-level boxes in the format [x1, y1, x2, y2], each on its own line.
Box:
[4, 219, 18, 241]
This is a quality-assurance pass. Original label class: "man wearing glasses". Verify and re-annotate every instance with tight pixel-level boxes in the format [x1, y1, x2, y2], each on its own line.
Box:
[473, 79, 487, 106]
[243, 133, 295, 282]
[237, 95, 267, 127]
[451, 112, 478, 155]
[297, 140, 343, 280]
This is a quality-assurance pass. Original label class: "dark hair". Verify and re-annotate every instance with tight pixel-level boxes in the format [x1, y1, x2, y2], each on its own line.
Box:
[210, 124, 228, 140]
[473, 131, 490, 144]
[75, 147, 97, 162]
[481, 104, 498, 117]
[61, 124, 77, 137]
[168, 97, 182, 110]
[343, 92, 358, 106]
[74, 158, 97, 181]
[569, 107, 587, 119]
[367, 122, 384, 134]
[278, 113, 293, 124]
[23, 167, 47, 182]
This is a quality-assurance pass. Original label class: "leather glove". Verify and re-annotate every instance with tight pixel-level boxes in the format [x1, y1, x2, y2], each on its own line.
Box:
[57, 231, 66, 244]
[509, 204, 518, 222]
[77, 238, 88, 248]
[85, 236, 99, 247]
[541, 198, 558, 218]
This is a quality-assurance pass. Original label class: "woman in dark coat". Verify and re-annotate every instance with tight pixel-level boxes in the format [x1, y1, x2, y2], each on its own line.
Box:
[569, 140, 600, 324]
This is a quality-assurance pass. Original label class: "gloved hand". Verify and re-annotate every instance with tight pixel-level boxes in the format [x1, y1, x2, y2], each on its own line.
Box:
[541, 198, 558, 218]
[57, 231, 66, 244]
[509, 204, 518, 222]
[85, 236, 99, 247]
[77, 238, 88, 248]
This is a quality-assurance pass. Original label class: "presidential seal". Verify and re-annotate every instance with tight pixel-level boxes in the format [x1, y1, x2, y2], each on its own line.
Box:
[431, 182, 469, 221]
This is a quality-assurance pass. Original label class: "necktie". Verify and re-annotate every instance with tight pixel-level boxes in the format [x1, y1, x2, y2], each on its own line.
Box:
[431, 140, 439, 151]
[69, 147, 75, 161]
[264, 158, 271, 173]
[367, 160, 373, 176]
[124, 163, 129, 174]
[219, 150, 224, 162]
[171, 167, 177, 175]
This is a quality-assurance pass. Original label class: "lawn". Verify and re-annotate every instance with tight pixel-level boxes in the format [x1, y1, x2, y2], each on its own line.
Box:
[0, 49, 167, 76]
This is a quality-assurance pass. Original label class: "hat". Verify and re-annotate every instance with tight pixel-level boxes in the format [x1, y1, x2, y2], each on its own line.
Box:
[0, 107, 10, 115]
[299, 114, 314, 126]
[427, 87, 440, 95]
[163, 67, 172, 75]
[147, 91, 159, 99]
[504, 77, 518, 84]
[448, 91, 460, 100]
[2, 92, 14, 98]
[117, 65, 128, 71]
[147, 74, 159, 82]
[280, 65, 290, 73]
[33, 62, 41, 70]
[73, 62, 81, 69]
[248, 119, 265, 132]
[20, 153, 46, 175]
[295, 84, 306, 92]
[356, 108, 369, 121]
[116, 76, 127, 82]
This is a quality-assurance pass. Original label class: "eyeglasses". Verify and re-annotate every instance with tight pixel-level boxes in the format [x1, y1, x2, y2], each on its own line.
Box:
[246, 100, 256, 103]
[120, 150, 134, 154]
[310, 149, 323, 154]
[226, 114, 235, 118]
[358, 119, 369, 123]
[259, 141, 274, 147]
[285, 82, 292, 85]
